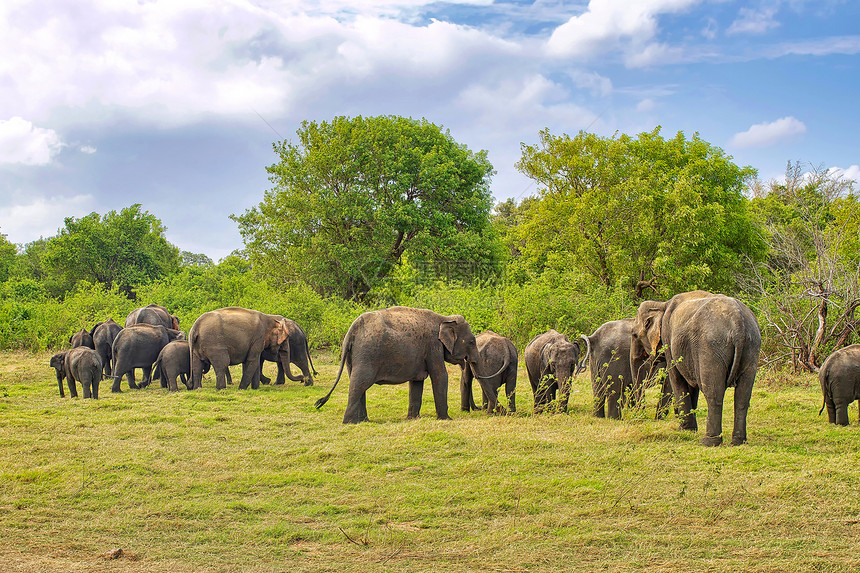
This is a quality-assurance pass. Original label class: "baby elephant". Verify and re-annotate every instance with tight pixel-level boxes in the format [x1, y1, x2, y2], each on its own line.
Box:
[819, 344, 860, 425]
[524, 329, 589, 414]
[151, 340, 211, 391]
[459, 330, 518, 414]
[49, 347, 103, 399]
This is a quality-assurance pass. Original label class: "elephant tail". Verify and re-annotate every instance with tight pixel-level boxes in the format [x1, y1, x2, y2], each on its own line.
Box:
[306, 338, 319, 376]
[151, 355, 163, 383]
[576, 334, 591, 375]
[314, 338, 350, 409]
[818, 367, 829, 416]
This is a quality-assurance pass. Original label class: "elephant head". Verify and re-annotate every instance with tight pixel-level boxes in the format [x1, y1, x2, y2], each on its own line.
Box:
[541, 339, 580, 385]
[438, 315, 479, 365]
[632, 300, 668, 356]
[49, 352, 68, 396]
[264, 317, 292, 375]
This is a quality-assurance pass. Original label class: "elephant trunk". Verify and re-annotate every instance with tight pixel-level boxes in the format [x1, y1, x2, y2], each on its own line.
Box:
[470, 349, 510, 381]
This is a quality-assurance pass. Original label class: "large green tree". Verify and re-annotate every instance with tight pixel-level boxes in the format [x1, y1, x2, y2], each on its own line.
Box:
[44, 204, 180, 297]
[516, 128, 765, 297]
[233, 115, 500, 299]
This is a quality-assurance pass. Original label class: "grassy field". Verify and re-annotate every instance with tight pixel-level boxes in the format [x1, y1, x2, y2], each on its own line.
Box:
[1, 350, 859, 572]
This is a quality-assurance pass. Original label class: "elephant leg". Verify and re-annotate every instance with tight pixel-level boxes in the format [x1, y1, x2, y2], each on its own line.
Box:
[343, 367, 374, 424]
[592, 373, 606, 418]
[505, 371, 516, 414]
[427, 361, 451, 420]
[700, 388, 725, 447]
[238, 355, 261, 390]
[408, 380, 424, 419]
[67, 376, 78, 398]
[293, 351, 314, 386]
[835, 401, 850, 426]
[126, 369, 139, 390]
[731, 374, 755, 445]
[167, 369, 179, 392]
[655, 375, 673, 420]
[81, 376, 92, 399]
[275, 361, 286, 385]
[190, 356, 205, 390]
[140, 364, 154, 389]
[607, 376, 622, 420]
[212, 358, 230, 390]
[92, 377, 99, 399]
[259, 361, 271, 385]
[56, 373, 65, 398]
[670, 367, 698, 432]
[460, 367, 475, 412]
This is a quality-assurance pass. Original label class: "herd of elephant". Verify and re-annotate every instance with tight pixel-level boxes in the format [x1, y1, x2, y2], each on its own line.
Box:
[50, 291, 860, 447]
[50, 305, 317, 400]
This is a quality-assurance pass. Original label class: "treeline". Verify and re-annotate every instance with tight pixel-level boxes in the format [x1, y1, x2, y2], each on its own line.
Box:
[1, 116, 858, 373]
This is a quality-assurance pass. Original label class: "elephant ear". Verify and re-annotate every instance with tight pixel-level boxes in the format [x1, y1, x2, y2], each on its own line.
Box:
[645, 310, 662, 354]
[439, 319, 458, 354]
[276, 319, 289, 346]
[539, 343, 555, 370]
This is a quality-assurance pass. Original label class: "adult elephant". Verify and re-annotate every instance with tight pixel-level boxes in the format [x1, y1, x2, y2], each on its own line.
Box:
[581, 318, 671, 419]
[125, 304, 180, 330]
[111, 324, 185, 392]
[818, 344, 860, 425]
[459, 330, 518, 414]
[189, 307, 290, 391]
[90, 318, 122, 377]
[632, 290, 761, 446]
[70, 329, 94, 349]
[314, 306, 481, 424]
[50, 347, 103, 399]
[259, 316, 318, 386]
[524, 330, 589, 414]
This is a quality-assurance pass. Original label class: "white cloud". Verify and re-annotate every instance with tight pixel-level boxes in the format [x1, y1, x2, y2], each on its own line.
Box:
[0, 117, 64, 165]
[727, 7, 780, 36]
[545, 0, 701, 66]
[730, 116, 806, 148]
[80, 145, 97, 154]
[829, 165, 860, 184]
[636, 98, 656, 112]
[0, 194, 96, 243]
[0, 1, 518, 128]
[570, 70, 613, 97]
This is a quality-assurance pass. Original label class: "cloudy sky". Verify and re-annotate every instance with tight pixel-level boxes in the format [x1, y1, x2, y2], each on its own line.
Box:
[1, 0, 858, 260]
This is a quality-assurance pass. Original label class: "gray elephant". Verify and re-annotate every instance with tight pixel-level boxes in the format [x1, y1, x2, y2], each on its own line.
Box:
[50, 347, 103, 399]
[189, 307, 291, 390]
[259, 315, 318, 386]
[632, 290, 761, 446]
[459, 330, 518, 414]
[524, 330, 588, 414]
[70, 329, 95, 349]
[818, 344, 860, 425]
[90, 318, 122, 377]
[582, 318, 671, 419]
[315, 306, 481, 424]
[111, 324, 185, 392]
[151, 340, 207, 392]
[125, 304, 180, 330]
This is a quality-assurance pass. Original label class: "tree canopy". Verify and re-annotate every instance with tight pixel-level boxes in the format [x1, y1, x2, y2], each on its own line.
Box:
[515, 127, 766, 297]
[233, 115, 500, 299]
[43, 204, 180, 297]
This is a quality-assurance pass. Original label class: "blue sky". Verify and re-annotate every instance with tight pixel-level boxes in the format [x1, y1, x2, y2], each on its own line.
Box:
[1, 0, 858, 260]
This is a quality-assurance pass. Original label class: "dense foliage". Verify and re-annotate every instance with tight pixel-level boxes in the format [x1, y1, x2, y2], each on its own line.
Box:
[233, 115, 502, 300]
[41, 204, 181, 297]
[0, 118, 856, 372]
[515, 128, 766, 295]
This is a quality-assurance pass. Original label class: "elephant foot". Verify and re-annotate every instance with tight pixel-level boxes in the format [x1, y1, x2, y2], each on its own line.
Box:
[730, 436, 747, 446]
[112, 388, 122, 393]
[303, 380, 313, 387]
[700, 435, 723, 447]
[436, 414, 453, 421]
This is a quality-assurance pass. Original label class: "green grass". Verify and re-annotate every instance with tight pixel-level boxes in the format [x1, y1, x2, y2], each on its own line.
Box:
[1, 351, 859, 572]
